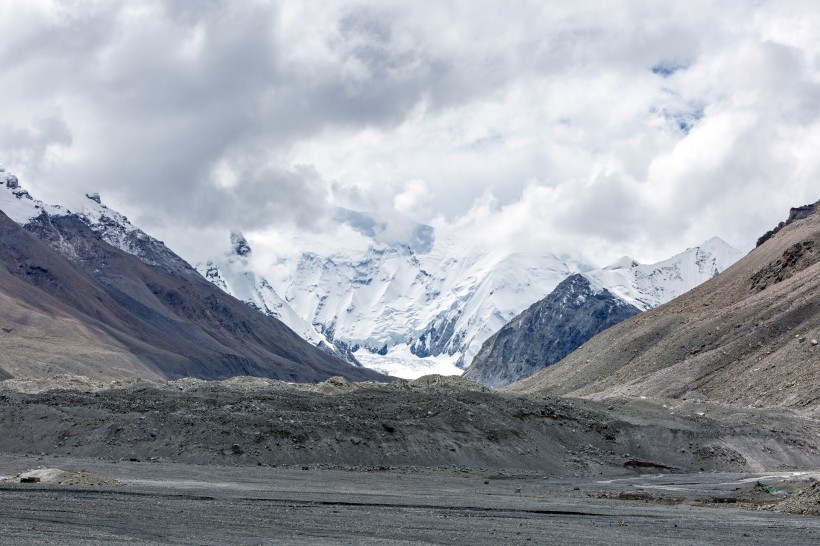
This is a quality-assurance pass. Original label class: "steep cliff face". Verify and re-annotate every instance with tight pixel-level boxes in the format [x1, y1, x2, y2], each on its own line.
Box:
[196, 232, 362, 366]
[464, 275, 641, 388]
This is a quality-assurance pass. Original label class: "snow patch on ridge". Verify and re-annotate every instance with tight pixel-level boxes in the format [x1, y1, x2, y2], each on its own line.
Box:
[0, 166, 68, 224]
[77, 193, 143, 252]
[584, 236, 742, 310]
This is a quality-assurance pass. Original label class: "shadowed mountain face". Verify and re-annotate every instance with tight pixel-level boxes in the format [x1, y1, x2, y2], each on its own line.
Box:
[464, 275, 641, 388]
[509, 200, 820, 415]
[0, 210, 386, 383]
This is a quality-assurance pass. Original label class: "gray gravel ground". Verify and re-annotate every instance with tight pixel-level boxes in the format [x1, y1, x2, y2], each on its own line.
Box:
[2, 377, 819, 543]
[2, 453, 820, 545]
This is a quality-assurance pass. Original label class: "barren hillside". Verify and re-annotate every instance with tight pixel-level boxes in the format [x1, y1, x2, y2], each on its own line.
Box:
[0, 210, 386, 383]
[509, 200, 820, 416]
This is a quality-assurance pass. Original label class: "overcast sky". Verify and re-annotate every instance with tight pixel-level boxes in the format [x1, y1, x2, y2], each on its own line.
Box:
[2, 0, 820, 266]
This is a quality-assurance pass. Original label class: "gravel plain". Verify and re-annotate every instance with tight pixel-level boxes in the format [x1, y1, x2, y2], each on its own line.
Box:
[2, 454, 820, 545]
[1, 376, 819, 544]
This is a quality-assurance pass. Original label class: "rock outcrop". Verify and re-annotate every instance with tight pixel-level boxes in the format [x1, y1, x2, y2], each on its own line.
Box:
[464, 275, 641, 388]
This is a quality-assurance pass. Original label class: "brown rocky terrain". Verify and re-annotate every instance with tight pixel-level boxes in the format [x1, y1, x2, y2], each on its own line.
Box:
[0, 210, 386, 383]
[0, 265, 161, 382]
[508, 199, 820, 416]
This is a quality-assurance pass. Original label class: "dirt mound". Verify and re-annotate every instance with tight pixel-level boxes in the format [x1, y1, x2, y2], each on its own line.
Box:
[1, 379, 819, 475]
[394, 374, 490, 393]
[9, 468, 123, 487]
[776, 480, 820, 516]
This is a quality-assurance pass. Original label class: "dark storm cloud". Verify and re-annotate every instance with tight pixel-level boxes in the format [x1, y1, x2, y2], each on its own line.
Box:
[193, 163, 330, 229]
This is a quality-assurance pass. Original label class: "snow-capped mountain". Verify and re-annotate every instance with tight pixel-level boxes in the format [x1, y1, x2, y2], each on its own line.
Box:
[464, 238, 744, 387]
[75, 191, 192, 272]
[465, 274, 642, 387]
[1, 167, 67, 223]
[0, 167, 189, 273]
[200, 203, 742, 380]
[196, 233, 359, 365]
[0, 165, 384, 383]
[584, 237, 743, 311]
[283, 243, 575, 376]
[200, 210, 580, 378]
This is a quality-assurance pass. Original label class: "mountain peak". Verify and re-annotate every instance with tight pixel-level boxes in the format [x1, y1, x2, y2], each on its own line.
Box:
[85, 192, 102, 204]
[465, 271, 641, 387]
[603, 256, 638, 270]
[2, 171, 19, 189]
[0, 167, 66, 223]
[230, 231, 251, 257]
[698, 235, 734, 252]
[466, 236, 742, 387]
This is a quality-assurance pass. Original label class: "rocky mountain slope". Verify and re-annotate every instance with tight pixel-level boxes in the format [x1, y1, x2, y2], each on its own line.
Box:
[0, 166, 385, 383]
[465, 275, 641, 387]
[508, 199, 820, 416]
[465, 238, 741, 387]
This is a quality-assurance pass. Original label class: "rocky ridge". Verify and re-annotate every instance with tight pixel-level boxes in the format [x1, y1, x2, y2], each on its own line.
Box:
[465, 238, 740, 387]
[465, 275, 641, 387]
[509, 199, 820, 416]
[0, 167, 385, 383]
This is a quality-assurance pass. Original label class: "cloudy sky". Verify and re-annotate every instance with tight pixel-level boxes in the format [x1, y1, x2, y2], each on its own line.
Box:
[2, 0, 820, 266]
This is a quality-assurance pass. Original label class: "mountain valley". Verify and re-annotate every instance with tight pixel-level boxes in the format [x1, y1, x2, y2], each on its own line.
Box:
[466, 237, 742, 387]
[509, 199, 820, 415]
[202, 209, 742, 380]
[1, 164, 819, 542]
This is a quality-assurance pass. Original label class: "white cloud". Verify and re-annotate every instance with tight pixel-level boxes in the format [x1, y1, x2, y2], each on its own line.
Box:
[393, 179, 431, 214]
[1, 1, 820, 266]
